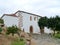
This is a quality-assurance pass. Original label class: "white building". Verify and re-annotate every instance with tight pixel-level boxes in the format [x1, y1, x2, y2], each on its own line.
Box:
[1, 10, 41, 33]
[1, 10, 53, 34]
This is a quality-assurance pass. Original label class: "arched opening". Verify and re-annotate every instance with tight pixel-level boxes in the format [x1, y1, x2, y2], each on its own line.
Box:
[30, 26, 33, 33]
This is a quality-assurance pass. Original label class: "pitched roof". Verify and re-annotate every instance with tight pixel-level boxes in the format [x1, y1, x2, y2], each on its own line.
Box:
[1, 14, 18, 18]
[15, 10, 42, 17]
[1, 10, 42, 18]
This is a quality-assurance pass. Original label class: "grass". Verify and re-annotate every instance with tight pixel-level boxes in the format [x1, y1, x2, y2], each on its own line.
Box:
[54, 33, 60, 39]
[11, 38, 25, 45]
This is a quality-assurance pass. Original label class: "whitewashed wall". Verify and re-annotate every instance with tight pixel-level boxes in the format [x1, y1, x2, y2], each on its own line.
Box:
[44, 27, 53, 34]
[21, 12, 40, 33]
[2, 15, 18, 27]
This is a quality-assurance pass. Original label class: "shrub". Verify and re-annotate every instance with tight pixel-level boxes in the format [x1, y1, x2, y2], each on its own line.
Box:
[6, 25, 19, 36]
[11, 38, 25, 45]
[0, 27, 2, 34]
[0, 18, 4, 24]
[55, 33, 60, 39]
[20, 38, 24, 41]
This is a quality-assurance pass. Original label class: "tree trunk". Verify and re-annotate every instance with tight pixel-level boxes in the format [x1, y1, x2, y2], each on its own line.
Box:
[53, 30, 55, 36]
[40, 28, 44, 34]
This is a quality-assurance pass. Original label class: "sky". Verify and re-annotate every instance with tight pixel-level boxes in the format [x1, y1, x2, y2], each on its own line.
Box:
[0, 0, 60, 17]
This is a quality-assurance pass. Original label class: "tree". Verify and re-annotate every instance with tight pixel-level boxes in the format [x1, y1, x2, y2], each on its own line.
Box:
[55, 16, 60, 32]
[38, 16, 48, 34]
[47, 17, 57, 35]
[55, 23, 60, 31]
[38, 15, 60, 35]
[6, 25, 19, 36]
[47, 16, 60, 35]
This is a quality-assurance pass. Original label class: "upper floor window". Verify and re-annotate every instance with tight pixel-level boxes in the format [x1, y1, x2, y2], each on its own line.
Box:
[30, 16, 32, 21]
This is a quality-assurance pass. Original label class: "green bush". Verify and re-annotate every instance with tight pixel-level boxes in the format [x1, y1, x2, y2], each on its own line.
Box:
[0, 18, 4, 24]
[55, 33, 60, 39]
[0, 27, 2, 34]
[6, 25, 19, 36]
[11, 38, 25, 45]
[20, 38, 24, 41]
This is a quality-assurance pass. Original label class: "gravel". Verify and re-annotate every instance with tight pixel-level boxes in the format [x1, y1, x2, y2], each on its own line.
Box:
[32, 34, 60, 45]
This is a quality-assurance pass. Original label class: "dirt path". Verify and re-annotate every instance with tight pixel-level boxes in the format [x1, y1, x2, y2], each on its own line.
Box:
[31, 34, 60, 45]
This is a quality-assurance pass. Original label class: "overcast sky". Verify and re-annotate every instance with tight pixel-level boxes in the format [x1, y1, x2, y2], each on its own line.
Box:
[0, 0, 60, 17]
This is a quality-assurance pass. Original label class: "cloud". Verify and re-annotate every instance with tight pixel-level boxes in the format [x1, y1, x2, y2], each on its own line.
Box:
[0, 0, 60, 17]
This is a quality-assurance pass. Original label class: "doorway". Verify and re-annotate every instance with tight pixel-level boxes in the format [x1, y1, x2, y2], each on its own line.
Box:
[30, 26, 33, 33]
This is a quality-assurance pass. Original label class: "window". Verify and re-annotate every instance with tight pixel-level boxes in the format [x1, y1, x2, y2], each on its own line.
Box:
[34, 17, 36, 21]
[30, 16, 32, 21]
